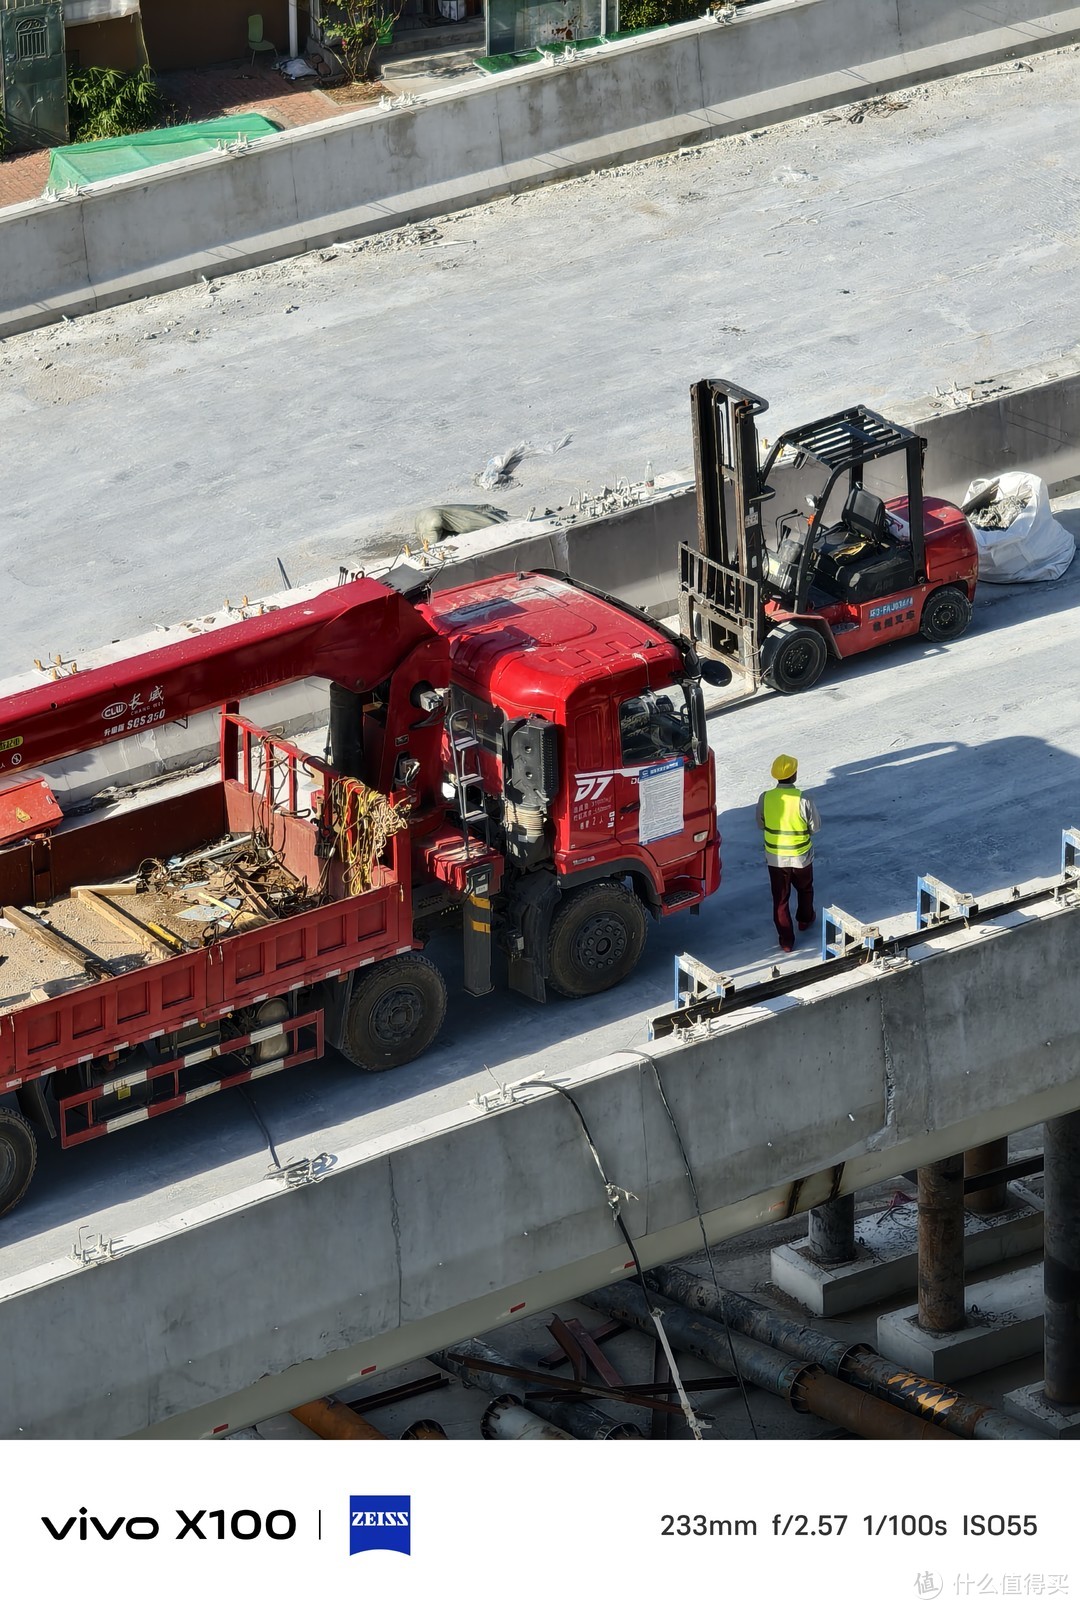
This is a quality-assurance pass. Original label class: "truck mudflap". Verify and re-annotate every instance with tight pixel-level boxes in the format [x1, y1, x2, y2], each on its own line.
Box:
[56, 1009, 323, 1147]
[505, 870, 560, 1003]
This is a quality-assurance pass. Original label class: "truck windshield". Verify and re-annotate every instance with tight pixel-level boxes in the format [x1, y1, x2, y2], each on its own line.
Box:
[619, 683, 692, 765]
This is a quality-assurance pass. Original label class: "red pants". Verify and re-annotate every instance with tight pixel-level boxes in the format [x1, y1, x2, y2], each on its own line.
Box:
[769, 864, 815, 949]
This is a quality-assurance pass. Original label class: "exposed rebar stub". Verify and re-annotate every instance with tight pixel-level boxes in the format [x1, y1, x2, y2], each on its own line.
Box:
[917, 1154, 966, 1334]
[1044, 1111, 1080, 1408]
[807, 1195, 856, 1265]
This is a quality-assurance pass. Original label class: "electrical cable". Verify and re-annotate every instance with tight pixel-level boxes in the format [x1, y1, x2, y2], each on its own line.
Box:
[519, 1077, 704, 1440]
[634, 1049, 760, 1440]
[238, 1085, 282, 1171]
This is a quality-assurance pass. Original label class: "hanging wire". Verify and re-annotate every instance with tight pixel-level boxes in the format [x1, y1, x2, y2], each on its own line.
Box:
[633, 1050, 759, 1440]
[519, 1077, 705, 1440]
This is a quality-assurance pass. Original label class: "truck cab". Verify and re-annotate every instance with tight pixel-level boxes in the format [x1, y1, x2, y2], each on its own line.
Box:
[421, 572, 720, 1000]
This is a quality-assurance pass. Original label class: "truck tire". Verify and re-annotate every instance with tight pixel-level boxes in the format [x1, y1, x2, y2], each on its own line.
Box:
[760, 623, 828, 694]
[546, 882, 648, 999]
[0, 1107, 37, 1219]
[920, 586, 973, 643]
[340, 954, 447, 1070]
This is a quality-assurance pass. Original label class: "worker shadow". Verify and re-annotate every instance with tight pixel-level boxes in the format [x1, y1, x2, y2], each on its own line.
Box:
[811, 734, 1080, 926]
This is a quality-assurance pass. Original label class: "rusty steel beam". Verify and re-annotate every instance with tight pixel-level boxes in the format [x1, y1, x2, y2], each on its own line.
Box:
[918, 1154, 966, 1334]
[1044, 1111, 1080, 1407]
[349, 1373, 449, 1414]
[964, 1138, 1010, 1215]
[290, 1397, 386, 1440]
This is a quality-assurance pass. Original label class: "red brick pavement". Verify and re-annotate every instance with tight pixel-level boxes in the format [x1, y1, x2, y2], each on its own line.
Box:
[0, 62, 355, 212]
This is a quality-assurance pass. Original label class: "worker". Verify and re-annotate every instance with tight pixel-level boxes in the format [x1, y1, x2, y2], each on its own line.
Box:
[756, 754, 821, 953]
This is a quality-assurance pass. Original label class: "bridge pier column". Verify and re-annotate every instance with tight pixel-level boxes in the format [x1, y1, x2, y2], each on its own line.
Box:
[964, 1137, 1010, 1215]
[917, 1154, 967, 1334]
[1004, 1110, 1080, 1438]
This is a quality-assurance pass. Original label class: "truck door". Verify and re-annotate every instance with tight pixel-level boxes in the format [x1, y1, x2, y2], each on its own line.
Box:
[566, 702, 617, 861]
[613, 682, 713, 884]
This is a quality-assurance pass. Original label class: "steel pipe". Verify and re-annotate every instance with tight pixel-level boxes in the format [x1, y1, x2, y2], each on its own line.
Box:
[1044, 1111, 1080, 1406]
[649, 1266, 1042, 1440]
[481, 1396, 575, 1440]
[807, 1195, 856, 1266]
[918, 1154, 966, 1333]
[431, 1339, 641, 1439]
[290, 1397, 386, 1440]
[583, 1282, 955, 1441]
[965, 1137, 1010, 1215]
[400, 1420, 448, 1440]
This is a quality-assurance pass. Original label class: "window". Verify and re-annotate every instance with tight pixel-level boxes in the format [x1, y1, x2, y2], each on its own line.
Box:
[16, 16, 49, 61]
[619, 683, 692, 766]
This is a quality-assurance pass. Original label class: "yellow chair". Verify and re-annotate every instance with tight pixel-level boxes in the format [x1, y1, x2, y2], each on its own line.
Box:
[248, 14, 278, 64]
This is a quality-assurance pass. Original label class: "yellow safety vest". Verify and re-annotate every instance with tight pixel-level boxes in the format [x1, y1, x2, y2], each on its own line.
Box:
[762, 786, 811, 858]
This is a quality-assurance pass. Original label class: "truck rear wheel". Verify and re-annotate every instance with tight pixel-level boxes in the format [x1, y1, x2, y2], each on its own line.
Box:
[0, 1108, 37, 1219]
[546, 882, 648, 999]
[760, 623, 828, 694]
[340, 954, 447, 1070]
[920, 586, 973, 643]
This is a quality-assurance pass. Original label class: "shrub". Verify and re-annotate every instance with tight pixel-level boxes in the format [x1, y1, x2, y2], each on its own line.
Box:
[617, 0, 702, 28]
[68, 65, 168, 143]
[321, 0, 403, 82]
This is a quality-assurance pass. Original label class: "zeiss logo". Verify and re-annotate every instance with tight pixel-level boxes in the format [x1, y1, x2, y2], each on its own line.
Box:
[349, 1497, 411, 1557]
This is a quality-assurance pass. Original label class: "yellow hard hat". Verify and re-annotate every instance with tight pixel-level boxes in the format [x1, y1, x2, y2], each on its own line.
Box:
[771, 754, 798, 781]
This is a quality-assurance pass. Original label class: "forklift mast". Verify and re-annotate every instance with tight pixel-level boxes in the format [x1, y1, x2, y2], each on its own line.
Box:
[685, 378, 772, 675]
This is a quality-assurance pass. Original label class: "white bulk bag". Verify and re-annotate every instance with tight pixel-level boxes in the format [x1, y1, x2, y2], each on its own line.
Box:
[963, 472, 1075, 584]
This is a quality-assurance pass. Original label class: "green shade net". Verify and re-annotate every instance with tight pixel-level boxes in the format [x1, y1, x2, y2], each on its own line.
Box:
[46, 114, 280, 192]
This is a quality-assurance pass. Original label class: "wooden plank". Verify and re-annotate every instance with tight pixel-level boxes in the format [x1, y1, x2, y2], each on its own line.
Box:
[73, 887, 182, 959]
[2, 905, 115, 980]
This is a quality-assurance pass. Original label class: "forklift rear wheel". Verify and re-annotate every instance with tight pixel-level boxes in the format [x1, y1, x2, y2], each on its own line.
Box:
[920, 586, 973, 643]
[546, 881, 648, 999]
[340, 954, 447, 1070]
[0, 1107, 37, 1219]
[760, 624, 828, 695]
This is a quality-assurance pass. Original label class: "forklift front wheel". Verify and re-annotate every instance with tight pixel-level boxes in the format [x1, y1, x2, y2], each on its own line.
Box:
[339, 954, 448, 1070]
[0, 1107, 37, 1219]
[546, 881, 648, 999]
[760, 623, 828, 695]
[919, 586, 973, 644]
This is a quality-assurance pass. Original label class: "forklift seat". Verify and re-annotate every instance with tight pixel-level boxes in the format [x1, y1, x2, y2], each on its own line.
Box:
[842, 485, 887, 544]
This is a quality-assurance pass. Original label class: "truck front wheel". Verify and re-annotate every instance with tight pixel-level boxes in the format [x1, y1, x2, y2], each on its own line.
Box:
[0, 1107, 37, 1219]
[546, 882, 648, 999]
[340, 954, 447, 1070]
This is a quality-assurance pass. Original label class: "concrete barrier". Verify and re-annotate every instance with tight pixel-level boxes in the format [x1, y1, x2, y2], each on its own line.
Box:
[1, 877, 1076, 1438]
[3, 0, 1080, 337]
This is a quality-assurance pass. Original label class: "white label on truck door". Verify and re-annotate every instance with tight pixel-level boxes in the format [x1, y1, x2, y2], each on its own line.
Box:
[637, 758, 684, 845]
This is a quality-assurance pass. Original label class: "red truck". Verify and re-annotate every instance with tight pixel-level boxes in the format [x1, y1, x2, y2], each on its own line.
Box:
[0, 568, 719, 1215]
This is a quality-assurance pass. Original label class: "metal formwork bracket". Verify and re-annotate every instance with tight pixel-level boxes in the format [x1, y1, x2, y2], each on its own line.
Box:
[915, 874, 979, 931]
[673, 952, 733, 1010]
[1061, 828, 1080, 885]
[822, 906, 881, 961]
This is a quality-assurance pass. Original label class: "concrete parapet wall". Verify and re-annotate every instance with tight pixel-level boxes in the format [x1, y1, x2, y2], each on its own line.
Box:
[401, 366, 1080, 616]
[3, 0, 1080, 336]
[2, 887, 1078, 1438]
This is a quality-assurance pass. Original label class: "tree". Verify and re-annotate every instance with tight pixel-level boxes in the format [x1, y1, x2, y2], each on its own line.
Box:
[321, 0, 404, 83]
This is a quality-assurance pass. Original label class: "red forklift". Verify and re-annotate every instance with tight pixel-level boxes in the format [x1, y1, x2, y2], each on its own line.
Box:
[679, 379, 979, 693]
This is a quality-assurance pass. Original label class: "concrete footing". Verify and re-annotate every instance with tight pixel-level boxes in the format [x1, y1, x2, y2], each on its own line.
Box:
[876, 1265, 1043, 1380]
[1002, 1382, 1080, 1440]
[770, 1193, 1043, 1318]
